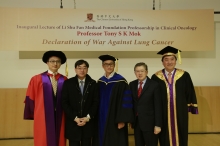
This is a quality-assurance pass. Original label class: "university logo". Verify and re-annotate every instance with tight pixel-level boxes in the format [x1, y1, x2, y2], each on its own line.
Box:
[85, 13, 95, 22]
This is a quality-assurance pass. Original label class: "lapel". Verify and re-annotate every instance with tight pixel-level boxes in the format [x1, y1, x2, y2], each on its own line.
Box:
[72, 76, 81, 95]
[83, 76, 90, 95]
[139, 76, 151, 98]
[133, 80, 139, 100]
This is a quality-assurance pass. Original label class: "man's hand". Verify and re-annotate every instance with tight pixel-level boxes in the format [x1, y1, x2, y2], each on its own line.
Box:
[154, 126, 161, 134]
[80, 117, 90, 123]
[74, 118, 86, 126]
[118, 122, 125, 129]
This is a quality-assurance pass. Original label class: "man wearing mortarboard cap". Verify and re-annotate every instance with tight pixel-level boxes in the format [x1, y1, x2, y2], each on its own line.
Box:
[93, 54, 134, 146]
[23, 50, 68, 146]
[151, 46, 198, 146]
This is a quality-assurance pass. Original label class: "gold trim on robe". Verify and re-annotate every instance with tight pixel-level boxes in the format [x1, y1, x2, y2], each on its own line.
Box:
[98, 79, 128, 85]
[155, 68, 184, 146]
[187, 104, 198, 107]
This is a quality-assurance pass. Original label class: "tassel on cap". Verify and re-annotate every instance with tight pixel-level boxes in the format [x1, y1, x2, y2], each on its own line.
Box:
[178, 50, 182, 64]
[65, 62, 68, 77]
[114, 58, 118, 73]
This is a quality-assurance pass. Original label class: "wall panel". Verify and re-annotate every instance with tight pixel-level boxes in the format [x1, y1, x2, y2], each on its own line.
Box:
[0, 87, 220, 138]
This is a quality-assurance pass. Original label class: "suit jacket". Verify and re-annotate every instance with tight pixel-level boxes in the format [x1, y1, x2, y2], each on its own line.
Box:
[61, 74, 99, 140]
[129, 76, 162, 131]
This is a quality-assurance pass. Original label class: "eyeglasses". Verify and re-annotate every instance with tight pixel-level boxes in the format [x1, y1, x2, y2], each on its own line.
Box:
[103, 63, 115, 67]
[135, 70, 147, 73]
[48, 60, 61, 64]
[76, 67, 88, 70]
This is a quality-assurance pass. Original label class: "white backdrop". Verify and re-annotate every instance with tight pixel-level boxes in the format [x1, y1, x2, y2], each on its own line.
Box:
[0, 0, 220, 87]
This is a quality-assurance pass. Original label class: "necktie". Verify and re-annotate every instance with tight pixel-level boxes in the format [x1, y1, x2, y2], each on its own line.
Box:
[47, 73, 61, 80]
[138, 81, 143, 98]
[80, 80, 84, 95]
[168, 72, 172, 84]
[51, 74, 57, 95]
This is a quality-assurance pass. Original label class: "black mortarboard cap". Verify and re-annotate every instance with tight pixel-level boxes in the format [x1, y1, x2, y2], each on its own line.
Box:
[157, 46, 182, 64]
[42, 50, 67, 64]
[157, 46, 181, 55]
[98, 54, 118, 62]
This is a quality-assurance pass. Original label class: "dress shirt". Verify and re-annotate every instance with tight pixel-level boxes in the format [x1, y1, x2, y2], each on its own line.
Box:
[104, 71, 115, 79]
[48, 70, 58, 82]
[138, 77, 147, 89]
[164, 69, 175, 78]
[78, 78, 86, 87]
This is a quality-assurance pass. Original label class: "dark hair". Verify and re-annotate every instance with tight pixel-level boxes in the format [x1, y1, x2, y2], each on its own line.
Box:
[161, 55, 177, 61]
[75, 60, 89, 68]
[134, 62, 148, 71]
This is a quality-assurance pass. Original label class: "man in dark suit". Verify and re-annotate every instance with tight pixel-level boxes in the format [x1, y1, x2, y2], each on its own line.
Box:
[61, 59, 99, 146]
[129, 62, 162, 146]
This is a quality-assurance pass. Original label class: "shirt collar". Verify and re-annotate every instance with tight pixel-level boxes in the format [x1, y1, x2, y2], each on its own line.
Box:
[78, 78, 86, 83]
[165, 69, 175, 75]
[104, 71, 115, 79]
[139, 77, 147, 84]
[48, 70, 58, 75]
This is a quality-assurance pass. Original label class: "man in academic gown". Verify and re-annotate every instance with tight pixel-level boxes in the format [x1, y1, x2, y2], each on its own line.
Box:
[151, 46, 199, 146]
[94, 54, 134, 146]
[129, 62, 162, 146]
[62, 60, 99, 146]
[23, 50, 67, 146]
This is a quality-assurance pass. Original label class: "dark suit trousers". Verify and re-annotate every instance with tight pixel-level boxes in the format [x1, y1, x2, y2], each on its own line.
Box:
[69, 138, 92, 146]
[134, 117, 158, 146]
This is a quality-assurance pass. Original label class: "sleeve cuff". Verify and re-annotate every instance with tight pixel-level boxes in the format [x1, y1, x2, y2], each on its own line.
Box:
[188, 106, 199, 114]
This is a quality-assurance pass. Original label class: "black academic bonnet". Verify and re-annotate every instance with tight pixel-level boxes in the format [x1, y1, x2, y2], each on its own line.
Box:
[42, 50, 66, 64]
[98, 54, 118, 62]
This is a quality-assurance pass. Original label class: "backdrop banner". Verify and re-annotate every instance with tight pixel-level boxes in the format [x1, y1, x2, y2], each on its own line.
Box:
[0, 8, 214, 51]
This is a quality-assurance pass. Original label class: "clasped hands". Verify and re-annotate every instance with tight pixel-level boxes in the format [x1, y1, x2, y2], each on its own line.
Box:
[74, 117, 89, 126]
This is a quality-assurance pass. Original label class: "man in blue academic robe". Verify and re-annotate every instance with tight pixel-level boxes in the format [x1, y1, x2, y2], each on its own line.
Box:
[93, 54, 134, 146]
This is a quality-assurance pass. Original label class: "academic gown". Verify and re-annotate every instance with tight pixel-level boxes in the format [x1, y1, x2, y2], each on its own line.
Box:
[151, 69, 198, 146]
[23, 71, 67, 146]
[94, 73, 134, 146]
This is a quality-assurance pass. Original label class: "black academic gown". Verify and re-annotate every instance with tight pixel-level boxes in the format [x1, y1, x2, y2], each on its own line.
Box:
[93, 73, 134, 146]
[151, 68, 198, 146]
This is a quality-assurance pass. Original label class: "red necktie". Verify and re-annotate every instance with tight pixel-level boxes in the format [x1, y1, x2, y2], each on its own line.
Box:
[138, 81, 143, 98]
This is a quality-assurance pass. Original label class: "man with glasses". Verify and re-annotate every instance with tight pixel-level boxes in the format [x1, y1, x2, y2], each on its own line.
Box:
[129, 62, 162, 146]
[24, 50, 67, 146]
[93, 54, 134, 146]
[62, 60, 99, 146]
